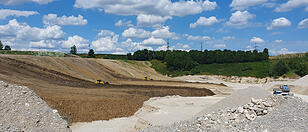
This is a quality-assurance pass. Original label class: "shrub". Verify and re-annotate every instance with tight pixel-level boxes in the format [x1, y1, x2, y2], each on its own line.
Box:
[271, 60, 290, 76]
[88, 49, 95, 58]
[4, 45, 11, 50]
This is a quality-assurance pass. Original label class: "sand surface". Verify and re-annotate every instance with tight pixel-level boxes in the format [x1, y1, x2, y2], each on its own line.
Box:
[71, 96, 225, 132]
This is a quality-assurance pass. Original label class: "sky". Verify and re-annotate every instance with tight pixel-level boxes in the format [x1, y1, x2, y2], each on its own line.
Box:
[0, 0, 307, 55]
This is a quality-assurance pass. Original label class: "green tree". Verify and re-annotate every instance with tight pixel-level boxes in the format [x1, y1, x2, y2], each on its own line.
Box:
[0, 41, 3, 50]
[4, 45, 11, 50]
[262, 48, 269, 60]
[70, 45, 77, 55]
[165, 51, 197, 71]
[88, 49, 95, 58]
[294, 62, 308, 77]
[271, 60, 290, 76]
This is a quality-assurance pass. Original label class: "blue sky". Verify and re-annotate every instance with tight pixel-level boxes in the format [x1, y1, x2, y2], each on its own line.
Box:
[0, 0, 307, 55]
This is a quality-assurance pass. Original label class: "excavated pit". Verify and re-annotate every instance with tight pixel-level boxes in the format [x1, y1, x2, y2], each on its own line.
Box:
[0, 55, 217, 123]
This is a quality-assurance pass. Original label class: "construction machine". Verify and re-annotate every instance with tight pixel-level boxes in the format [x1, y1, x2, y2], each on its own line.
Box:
[273, 85, 290, 96]
[142, 76, 153, 81]
[95, 80, 109, 85]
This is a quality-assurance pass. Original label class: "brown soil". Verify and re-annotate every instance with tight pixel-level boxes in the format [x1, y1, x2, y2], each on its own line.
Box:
[0, 55, 224, 123]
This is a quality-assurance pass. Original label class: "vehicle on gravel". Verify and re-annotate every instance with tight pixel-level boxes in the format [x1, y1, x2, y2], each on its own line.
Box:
[273, 85, 290, 96]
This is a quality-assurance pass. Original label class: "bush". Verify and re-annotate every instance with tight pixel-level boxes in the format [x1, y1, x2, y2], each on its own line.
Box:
[271, 60, 290, 76]
[88, 49, 95, 58]
[294, 62, 308, 77]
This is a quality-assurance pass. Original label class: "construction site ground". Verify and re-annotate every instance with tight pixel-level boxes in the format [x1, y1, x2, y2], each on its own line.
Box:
[0, 55, 227, 123]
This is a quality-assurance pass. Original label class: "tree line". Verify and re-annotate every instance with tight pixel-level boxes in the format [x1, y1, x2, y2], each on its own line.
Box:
[128, 49, 269, 71]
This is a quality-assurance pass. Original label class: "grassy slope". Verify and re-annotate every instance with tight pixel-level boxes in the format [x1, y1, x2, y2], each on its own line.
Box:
[151, 60, 273, 78]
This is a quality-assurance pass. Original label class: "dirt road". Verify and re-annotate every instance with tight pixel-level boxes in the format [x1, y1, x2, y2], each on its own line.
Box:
[0, 55, 224, 123]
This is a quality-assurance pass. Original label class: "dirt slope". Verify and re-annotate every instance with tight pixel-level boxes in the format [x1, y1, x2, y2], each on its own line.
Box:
[0, 55, 224, 123]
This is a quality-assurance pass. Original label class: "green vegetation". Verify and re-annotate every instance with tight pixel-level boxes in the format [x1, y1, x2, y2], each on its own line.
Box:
[4, 45, 11, 50]
[151, 60, 272, 78]
[77, 53, 128, 60]
[150, 53, 308, 78]
[70, 45, 77, 55]
[0, 41, 11, 51]
[0, 50, 65, 57]
[88, 49, 95, 58]
[0, 41, 3, 50]
[129, 49, 269, 72]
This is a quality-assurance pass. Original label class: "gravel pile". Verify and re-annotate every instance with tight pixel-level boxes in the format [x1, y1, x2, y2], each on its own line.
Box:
[143, 95, 308, 132]
[0, 81, 71, 132]
[294, 75, 308, 86]
[196, 86, 270, 117]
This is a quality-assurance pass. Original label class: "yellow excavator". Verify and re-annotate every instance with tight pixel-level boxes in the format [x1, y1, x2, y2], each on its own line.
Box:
[142, 76, 153, 81]
[95, 80, 109, 85]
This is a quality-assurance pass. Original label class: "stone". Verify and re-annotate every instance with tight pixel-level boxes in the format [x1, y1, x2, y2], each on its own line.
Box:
[237, 106, 244, 114]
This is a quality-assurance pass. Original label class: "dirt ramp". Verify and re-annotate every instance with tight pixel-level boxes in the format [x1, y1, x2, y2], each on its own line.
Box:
[0, 55, 172, 83]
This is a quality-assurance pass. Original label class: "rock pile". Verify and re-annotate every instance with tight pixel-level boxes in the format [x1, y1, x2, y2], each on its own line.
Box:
[0, 81, 71, 132]
[143, 95, 308, 132]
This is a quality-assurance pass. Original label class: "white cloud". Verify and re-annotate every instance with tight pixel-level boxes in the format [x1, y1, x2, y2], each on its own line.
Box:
[0, 9, 38, 19]
[156, 43, 190, 51]
[29, 40, 57, 48]
[122, 27, 151, 39]
[61, 35, 89, 49]
[267, 17, 291, 30]
[115, 20, 133, 27]
[213, 44, 226, 49]
[142, 37, 166, 46]
[74, 0, 217, 17]
[137, 14, 172, 27]
[0, 0, 54, 5]
[226, 11, 255, 28]
[275, 0, 308, 12]
[92, 33, 121, 52]
[151, 26, 178, 39]
[222, 36, 236, 41]
[0, 19, 65, 41]
[275, 40, 283, 43]
[122, 39, 153, 52]
[250, 37, 265, 43]
[43, 14, 87, 26]
[0, 19, 65, 50]
[298, 18, 308, 29]
[270, 48, 296, 55]
[230, 0, 268, 10]
[190, 16, 219, 28]
[98, 30, 116, 37]
[185, 34, 211, 41]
